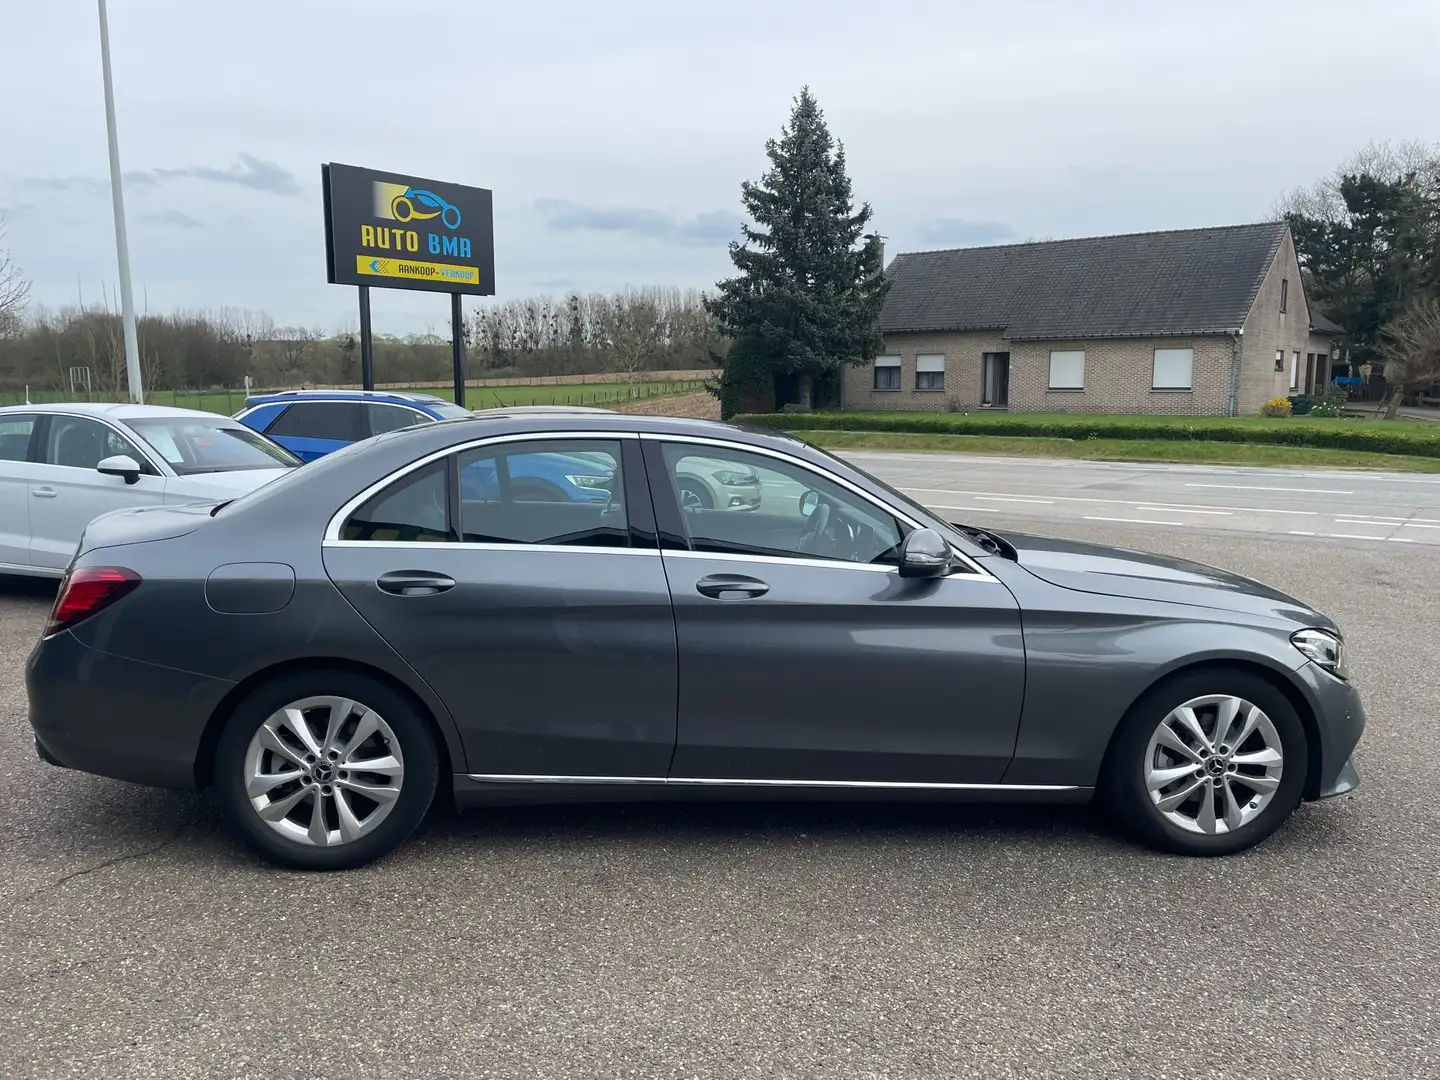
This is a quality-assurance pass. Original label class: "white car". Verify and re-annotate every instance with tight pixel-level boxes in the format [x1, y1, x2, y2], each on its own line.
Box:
[0, 402, 301, 578]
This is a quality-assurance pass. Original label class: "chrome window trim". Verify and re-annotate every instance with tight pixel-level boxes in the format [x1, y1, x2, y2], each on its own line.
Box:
[642, 431, 995, 581]
[324, 429, 638, 542]
[34, 411, 172, 478]
[323, 540, 657, 557]
[469, 773, 1078, 792]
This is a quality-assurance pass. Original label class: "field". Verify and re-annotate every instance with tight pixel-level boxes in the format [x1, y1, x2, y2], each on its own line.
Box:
[1, 378, 709, 416]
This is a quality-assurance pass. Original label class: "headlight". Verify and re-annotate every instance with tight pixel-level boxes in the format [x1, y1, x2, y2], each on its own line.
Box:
[1291, 628, 1347, 679]
[565, 474, 613, 490]
[712, 470, 758, 486]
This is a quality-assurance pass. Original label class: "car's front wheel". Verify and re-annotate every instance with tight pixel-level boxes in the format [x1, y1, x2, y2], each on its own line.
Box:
[214, 670, 439, 870]
[1103, 668, 1308, 856]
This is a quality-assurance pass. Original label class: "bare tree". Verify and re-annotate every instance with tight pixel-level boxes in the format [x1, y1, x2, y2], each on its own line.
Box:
[1273, 140, 1440, 221]
[1377, 296, 1440, 418]
[0, 216, 31, 337]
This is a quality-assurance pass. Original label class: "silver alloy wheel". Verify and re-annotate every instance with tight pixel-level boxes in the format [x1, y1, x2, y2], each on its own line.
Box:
[243, 696, 405, 847]
[1143, 693, 1284, 836]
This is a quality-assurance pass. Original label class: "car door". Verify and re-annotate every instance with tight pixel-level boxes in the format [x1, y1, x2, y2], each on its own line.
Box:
[262, 401, 365, 461]
[27, 414, 169, 570]
[647, 438, 1025, 785]
[323, 434, 678, 778]
[0, 413, 40, 568]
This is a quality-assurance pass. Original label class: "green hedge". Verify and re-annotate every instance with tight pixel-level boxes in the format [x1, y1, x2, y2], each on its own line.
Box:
[733, 411, 1440, 459]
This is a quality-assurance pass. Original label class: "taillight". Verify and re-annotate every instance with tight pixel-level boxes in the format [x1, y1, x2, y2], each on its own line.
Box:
[45, 566, 141, 637]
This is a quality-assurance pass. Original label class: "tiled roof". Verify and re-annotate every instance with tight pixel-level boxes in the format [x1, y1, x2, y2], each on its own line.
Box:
[882, 222, 1289, 340]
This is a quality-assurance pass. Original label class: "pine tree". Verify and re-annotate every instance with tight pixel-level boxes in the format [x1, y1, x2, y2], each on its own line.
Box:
[705, 88, 890, 410]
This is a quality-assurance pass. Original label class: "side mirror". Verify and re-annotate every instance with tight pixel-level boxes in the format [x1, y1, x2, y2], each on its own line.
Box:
[898, 527, 952, 578]
[799, 490, 820, 517]
[97, 454, 142, 485]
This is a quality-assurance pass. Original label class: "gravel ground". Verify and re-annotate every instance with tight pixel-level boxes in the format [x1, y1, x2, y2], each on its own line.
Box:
[0, 520, 1435, 1080]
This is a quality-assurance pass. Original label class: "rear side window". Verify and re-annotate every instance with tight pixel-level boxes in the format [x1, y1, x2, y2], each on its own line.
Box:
[266, 402, 365, 442]
[457, 439, 628, 548]
[341, 461, 454, 543]
[0, 414, 37, 461]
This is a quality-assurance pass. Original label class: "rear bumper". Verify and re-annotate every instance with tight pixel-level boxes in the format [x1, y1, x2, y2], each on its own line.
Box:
[26, 629, 234, 791]
[1295, 660, 1366, 801]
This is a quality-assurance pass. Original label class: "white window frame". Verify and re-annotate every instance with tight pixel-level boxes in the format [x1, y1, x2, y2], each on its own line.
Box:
[1152, 348, 1194, 391]
[874, 355, 902, 391]
[915, 354, 945, 391]
[1290, 351, 1300, 391]
[1048, 350, 1086, 391]
[1274, 349, 1285, 373]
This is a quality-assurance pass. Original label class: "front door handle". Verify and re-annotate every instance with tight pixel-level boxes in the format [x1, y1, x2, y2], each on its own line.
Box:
[376, 570, 456, 596]
[695, 574, 769, 600]
[32, 487, 57, 499]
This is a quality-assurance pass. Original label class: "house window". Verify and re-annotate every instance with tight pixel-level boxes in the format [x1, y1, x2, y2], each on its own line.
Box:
[1048, 350, 1085, 390]
[915, 354, 945, 391]
[1275, 349, 1285, 372]
[1291, 351, 1301, 391]
[1280, 278, 1288, 314]
[874, 355, 901, 390]
[1152, 348, 1194, 390]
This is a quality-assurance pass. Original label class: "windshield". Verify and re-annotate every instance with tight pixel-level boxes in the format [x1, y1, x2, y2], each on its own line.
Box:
[428, 402, 473, 421]
[127, 417, 303, 475]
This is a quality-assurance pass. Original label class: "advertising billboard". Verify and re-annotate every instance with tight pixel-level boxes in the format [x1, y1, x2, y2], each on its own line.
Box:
[322, 163, 495, 296]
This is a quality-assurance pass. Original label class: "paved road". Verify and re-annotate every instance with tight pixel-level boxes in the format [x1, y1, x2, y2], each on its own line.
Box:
[840, 450, 1440, 547]
[1, 459, 1438, 1078]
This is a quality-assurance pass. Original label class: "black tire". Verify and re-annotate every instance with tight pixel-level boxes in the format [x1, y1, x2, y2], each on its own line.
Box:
[1102, 667, 1308, 856]
[678, 478, 714, 510]
[214, 669, 439, 871]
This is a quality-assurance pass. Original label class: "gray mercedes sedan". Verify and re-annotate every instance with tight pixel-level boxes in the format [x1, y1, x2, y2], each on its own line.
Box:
[26, 412, 1364, 870]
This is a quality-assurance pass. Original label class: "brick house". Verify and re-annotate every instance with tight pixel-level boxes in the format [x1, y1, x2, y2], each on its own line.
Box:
[843, 222, 1343, 416]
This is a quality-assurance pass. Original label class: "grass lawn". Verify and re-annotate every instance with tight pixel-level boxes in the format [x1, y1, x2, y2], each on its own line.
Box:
[793, 429, 1440, 473]
[12, 379, 707, 417]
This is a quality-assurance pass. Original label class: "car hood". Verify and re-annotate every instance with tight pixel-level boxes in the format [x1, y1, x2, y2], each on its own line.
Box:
[168, 467, 293, 499]
[987, 529, 1334, 629]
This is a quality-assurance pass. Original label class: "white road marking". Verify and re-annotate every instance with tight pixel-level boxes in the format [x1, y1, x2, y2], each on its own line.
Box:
[1083, 515, 1187, 527]
[1288, 530, 1317, 536]
[901, 487, 1318, 515]
[1330, 532, 1392, 541]
[1336, 517, 1440, 530]
[972, 495, 1054, 504]
[1134, 506, 1232, 516]
[1186, 483, 1354, 494]
[927, 504, 1000, 514]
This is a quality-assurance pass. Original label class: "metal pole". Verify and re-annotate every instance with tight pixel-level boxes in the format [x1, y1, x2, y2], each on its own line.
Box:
[358, 286, 374, 390]
[450, 293, 466, 408]
[97, 0, 143, 404]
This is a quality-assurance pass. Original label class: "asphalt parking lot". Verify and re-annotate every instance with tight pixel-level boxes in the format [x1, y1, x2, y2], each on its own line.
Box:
[2, 464, 1438, 1079]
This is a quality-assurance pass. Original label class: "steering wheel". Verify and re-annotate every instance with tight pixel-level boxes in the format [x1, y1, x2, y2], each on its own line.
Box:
[798, 498, 832, 556]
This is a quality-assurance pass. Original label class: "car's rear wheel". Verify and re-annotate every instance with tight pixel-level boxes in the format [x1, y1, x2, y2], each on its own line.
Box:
[1103, 668, 1307, 856]
[214, 670, 439, 870]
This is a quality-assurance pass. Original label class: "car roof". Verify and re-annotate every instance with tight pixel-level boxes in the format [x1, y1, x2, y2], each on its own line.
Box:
[243, 389, 450, 407]
[0, 401, 239, 422]
[470, 405, 615, 415]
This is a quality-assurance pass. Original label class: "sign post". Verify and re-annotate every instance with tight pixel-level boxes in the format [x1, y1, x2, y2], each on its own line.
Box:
[322, 163, 494, 401]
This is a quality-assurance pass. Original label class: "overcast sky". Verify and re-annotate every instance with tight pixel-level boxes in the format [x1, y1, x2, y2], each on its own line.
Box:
[1, 0, 1436, 334]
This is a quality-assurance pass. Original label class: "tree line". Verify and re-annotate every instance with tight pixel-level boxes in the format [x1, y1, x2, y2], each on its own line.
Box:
[0, 285, 722, 397]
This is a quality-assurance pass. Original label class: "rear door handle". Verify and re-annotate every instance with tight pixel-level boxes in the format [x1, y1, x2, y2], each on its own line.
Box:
[32, 487, 57, 499]
[376, 570, 456, 596]
[695, 574, 769, 600]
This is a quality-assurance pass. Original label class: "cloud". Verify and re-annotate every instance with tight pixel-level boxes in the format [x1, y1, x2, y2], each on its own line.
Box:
[912, 217, 1018, 247]
[534, 277, 578, 289]
[143, 208, 203, 229]
[535, 198, 742, 246]
[19, 153, 301, 198]
[0, 203, 37, 220]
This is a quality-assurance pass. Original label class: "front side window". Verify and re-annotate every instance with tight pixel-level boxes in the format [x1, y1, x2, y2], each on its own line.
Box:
[266, 402, 365, 442]
[342, 460, 453, 543]
[367, 403, 430, 436]
[457, 439, 629, 547]
[127, 418, 301, 474]
[0, 414, 37, 461]
[874, 356, 901, 390]
[1048, 350, 1085, 390]
[662, 443, 904, 566]
[43, 416, 146, 471]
